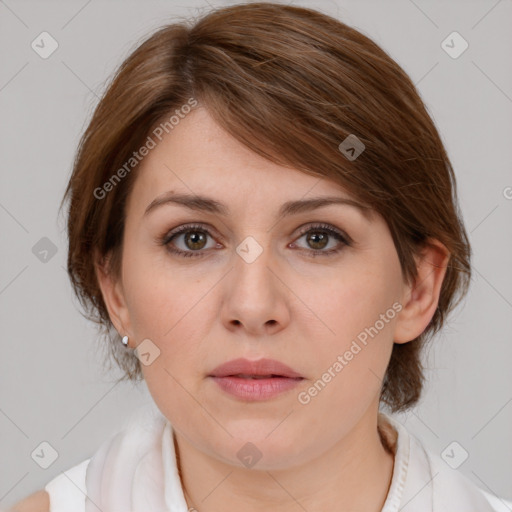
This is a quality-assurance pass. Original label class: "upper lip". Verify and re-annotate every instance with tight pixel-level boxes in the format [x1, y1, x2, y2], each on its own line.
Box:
[209, 358, 303, 379]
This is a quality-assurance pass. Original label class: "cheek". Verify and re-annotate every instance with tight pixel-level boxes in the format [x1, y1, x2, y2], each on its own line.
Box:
[121, 241, 201, 339]
[121, 247, 212, 376]
[300, 261, 396, 342]
[294, 266, 396, 398]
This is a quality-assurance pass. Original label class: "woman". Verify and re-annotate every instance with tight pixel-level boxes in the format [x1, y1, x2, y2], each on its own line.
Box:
[10, 2, 511, 511]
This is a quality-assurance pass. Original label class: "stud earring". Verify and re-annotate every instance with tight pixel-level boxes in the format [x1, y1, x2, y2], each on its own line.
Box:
[121, 335, 129, 347]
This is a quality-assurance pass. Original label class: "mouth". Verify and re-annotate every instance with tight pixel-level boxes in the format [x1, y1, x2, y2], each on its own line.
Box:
[208, 358, 304, 401]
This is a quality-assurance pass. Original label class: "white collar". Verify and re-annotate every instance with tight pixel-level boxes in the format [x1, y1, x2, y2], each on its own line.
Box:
[380, 413, 497, 511]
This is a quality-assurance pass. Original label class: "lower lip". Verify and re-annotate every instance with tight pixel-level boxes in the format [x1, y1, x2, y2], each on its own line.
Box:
[210, 376, 303, 401]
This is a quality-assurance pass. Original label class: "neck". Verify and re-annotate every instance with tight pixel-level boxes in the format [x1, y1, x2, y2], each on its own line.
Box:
[173, 407, 396, 512]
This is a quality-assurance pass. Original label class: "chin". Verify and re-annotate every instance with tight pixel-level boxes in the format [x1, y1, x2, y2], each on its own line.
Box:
[208, 428, 306, 470]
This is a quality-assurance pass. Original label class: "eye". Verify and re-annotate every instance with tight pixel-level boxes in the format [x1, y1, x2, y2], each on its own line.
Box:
[291, 223, 351, 257]
[159, 224, 219, 258]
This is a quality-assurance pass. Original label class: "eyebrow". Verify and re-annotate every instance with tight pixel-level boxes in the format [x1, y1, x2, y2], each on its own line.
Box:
[143, 192, 373, 221]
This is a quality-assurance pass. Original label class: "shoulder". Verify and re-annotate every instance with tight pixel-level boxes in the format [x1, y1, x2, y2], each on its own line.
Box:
[420, 438, 512, 511]
[382, 413, 512, 512]
[44, 458, 90, 512]
[8, 489, 50, 512]
[11, 458, 91, 512]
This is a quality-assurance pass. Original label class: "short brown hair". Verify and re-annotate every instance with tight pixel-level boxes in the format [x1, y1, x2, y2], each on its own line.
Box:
[59, 2, 471, 412]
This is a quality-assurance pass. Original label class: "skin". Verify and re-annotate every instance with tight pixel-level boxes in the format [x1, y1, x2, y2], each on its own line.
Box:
[8, 490, 50, 512]
[95, 105, 450, 512]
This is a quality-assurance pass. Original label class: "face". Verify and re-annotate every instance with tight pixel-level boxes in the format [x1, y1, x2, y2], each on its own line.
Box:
[97, 106, 442, 470]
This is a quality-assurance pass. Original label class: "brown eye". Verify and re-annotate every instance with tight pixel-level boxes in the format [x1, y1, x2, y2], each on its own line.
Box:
[161, 224, 218, 258]
[305, 231, 329, 250]
[183, 231, 208, 250]
[292, 223, 350, 257]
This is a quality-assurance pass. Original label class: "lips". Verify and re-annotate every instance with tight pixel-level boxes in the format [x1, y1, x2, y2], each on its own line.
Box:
[208, 358, 304, 401]
[209, 357, 303, 379]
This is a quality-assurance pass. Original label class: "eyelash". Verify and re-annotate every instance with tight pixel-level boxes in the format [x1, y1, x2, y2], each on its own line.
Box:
[158, 223, 351, 259]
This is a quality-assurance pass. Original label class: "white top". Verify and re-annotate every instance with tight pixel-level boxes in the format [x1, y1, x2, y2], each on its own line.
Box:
[44, 404, 512, 512]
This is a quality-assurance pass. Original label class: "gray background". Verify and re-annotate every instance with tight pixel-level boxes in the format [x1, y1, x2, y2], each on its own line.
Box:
[1, 0, 511, 508]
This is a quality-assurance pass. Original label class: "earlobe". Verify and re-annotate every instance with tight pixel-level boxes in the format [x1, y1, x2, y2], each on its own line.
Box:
[393, 239, 450, 344]
[94, 249, 132, 338]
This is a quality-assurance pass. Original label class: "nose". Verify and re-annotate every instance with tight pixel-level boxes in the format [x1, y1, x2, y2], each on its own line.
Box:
[220, 237, 290, 337]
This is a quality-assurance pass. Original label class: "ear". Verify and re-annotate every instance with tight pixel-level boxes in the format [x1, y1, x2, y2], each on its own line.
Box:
[94, 249, 133, 346]
[393, 239, 451, 344]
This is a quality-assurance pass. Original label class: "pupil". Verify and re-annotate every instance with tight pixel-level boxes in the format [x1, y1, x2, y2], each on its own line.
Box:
[186, 231, 206, 250]
[308, 232, 328, 249]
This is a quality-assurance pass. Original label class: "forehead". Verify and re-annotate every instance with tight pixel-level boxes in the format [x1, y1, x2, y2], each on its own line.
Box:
[137, 107, 318, 187]
[127, 107, 372, 222]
